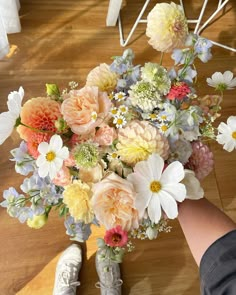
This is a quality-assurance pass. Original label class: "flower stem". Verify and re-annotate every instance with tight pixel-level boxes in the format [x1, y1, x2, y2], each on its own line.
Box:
[159, 52, 164, 65]
[19, 122, 54, 134]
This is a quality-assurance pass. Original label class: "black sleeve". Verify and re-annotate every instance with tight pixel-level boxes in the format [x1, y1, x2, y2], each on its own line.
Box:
[200, 230, 236, 295]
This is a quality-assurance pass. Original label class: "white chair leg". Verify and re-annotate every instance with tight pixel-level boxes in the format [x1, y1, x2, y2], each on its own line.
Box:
[118, 0, 151, 47]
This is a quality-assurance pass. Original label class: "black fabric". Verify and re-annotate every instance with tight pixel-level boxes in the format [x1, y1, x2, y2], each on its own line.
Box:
[200, 229, 236, 294]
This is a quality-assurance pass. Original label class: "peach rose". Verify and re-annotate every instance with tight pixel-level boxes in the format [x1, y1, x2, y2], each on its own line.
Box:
[61, 86, 111, 135]
[52, 165, 72, 186]
[94, 124, 117, 146]
[92, 173, 139, 231]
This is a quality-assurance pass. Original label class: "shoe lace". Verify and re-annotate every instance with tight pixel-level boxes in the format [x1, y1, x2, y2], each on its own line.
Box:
[58, 263, 80, 291]
[95, 266, 123, 293]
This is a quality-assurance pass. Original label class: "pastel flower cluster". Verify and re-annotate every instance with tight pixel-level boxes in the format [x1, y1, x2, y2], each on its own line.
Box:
[1, 2, 236, 264]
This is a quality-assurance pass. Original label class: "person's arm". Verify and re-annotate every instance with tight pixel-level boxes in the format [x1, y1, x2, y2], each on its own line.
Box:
[178, 198, 236, 266]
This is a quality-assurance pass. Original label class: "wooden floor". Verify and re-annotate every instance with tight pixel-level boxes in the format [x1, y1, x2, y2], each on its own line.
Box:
[0, 1, 235, 294]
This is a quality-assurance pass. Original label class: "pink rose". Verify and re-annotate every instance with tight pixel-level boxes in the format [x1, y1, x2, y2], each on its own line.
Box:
[52, 165, 72, 186]
[92, 173, 139, 231]
[61, 86, 111, 135]
[94, 124, 117, 146]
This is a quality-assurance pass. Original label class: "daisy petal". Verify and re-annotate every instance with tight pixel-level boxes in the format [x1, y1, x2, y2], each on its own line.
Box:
[162, 183, 186, 202]
[49, 162, 58, 179]
[148, 153, 164, 180]
[38, 162, 50, 178]
[218, 122, 231, 134]
[38, 142, 49, 155]
[161, 161, 185, 184]
[159, 191, 178, 219]
[227, 116, 236, 130]
[135, 191, 152, 219]
[223, 71, 233, 83]
[223, 139, 236, 152]
[147, 195, 162, 224]
[50, 134, 63, 151]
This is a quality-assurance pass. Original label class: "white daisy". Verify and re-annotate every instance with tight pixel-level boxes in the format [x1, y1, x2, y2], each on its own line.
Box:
[127, 153, 186, 223]
[113, 115, 127, 128]
[207, 71, 236, 91]
[114, 91, 126, 101]
[0, 87, 24, 145]
[118, 105, 128, 114]
[216, 116, 236, 152]
[36, 134, 69, 179]
[91, 111, 97, 122]
[110, 107, 119, 117]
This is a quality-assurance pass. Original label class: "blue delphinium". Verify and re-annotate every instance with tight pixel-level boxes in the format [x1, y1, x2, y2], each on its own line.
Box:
[10, 141, 36, 176]
[194, 37, 212, 63]
[110, 49, 140, 91]
[64, 216, 92, 242]
[0, 187, 34, 223]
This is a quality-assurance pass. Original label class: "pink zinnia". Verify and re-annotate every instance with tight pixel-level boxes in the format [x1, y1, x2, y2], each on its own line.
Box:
[185, 141, 214, 180]
[104, 225, 128, 247]
[167, 82, 191, 100]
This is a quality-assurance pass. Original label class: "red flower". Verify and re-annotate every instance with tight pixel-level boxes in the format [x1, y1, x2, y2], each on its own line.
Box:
[167, 82, 191, 100]
[104, 225, 128, 247]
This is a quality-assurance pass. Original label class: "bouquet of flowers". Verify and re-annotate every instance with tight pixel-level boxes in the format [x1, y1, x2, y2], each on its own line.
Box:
[1, 2, 236, 263]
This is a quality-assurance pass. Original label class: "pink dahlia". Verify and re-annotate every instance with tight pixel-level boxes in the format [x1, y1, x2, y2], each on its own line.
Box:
[167, 82, 191, 100]
[17, 97, 62, 141]
[185, 141, 214, 180]
[104, 225, 128, 247]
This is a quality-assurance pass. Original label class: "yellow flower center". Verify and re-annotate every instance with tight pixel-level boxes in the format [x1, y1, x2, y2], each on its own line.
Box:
[161, 115, 167, 120]
[149, 114, 157, 119]
[118, 94, 124, 99]
[150, 181, 162, 193]
[111, 109, 118, 115]
[46, 151, 56, 162]
[232, 131, 236, 139]
[111, 152, 118, 159]
[109, 93, 114, 100]
[161, 125, 168, 132]
[112, 233, 122, 244]
[120, 106, 126, 112]
[117, 118, 123, 125]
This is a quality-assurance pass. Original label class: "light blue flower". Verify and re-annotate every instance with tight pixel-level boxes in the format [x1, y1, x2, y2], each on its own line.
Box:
[178, 67, 197, 83]
[64, 216, 92, 242]
[10, 141, 36, 176]
[194, 37, 212, 63]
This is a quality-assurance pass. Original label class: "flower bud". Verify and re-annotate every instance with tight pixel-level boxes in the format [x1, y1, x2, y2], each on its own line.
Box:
[27, 214, 48, 229]
[146, 227, 158, 240]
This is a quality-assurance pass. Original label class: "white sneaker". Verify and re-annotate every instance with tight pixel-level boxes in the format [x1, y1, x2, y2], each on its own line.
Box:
[95, 251, 123, 295]
[53, 244, 82, 295]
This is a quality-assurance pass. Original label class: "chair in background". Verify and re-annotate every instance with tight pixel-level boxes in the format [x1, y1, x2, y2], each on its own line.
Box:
[106, 0, 236, 52]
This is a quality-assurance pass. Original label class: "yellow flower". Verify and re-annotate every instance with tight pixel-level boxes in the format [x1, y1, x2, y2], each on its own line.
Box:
[86, 63, 118, 93]
[63, 180, 94, 223]
[27, 214, 48, 229]
[146, 2, 188, 52]
[116, 121, 169, 166]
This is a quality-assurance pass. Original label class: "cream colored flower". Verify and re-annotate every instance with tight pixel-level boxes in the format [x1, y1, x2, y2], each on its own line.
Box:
[92, 173, 139, 231]
[86, 63, 118, 93]
[63, 180, 94, 223]
[116, 120, 169, 166]
[146, 2, 188, 52]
